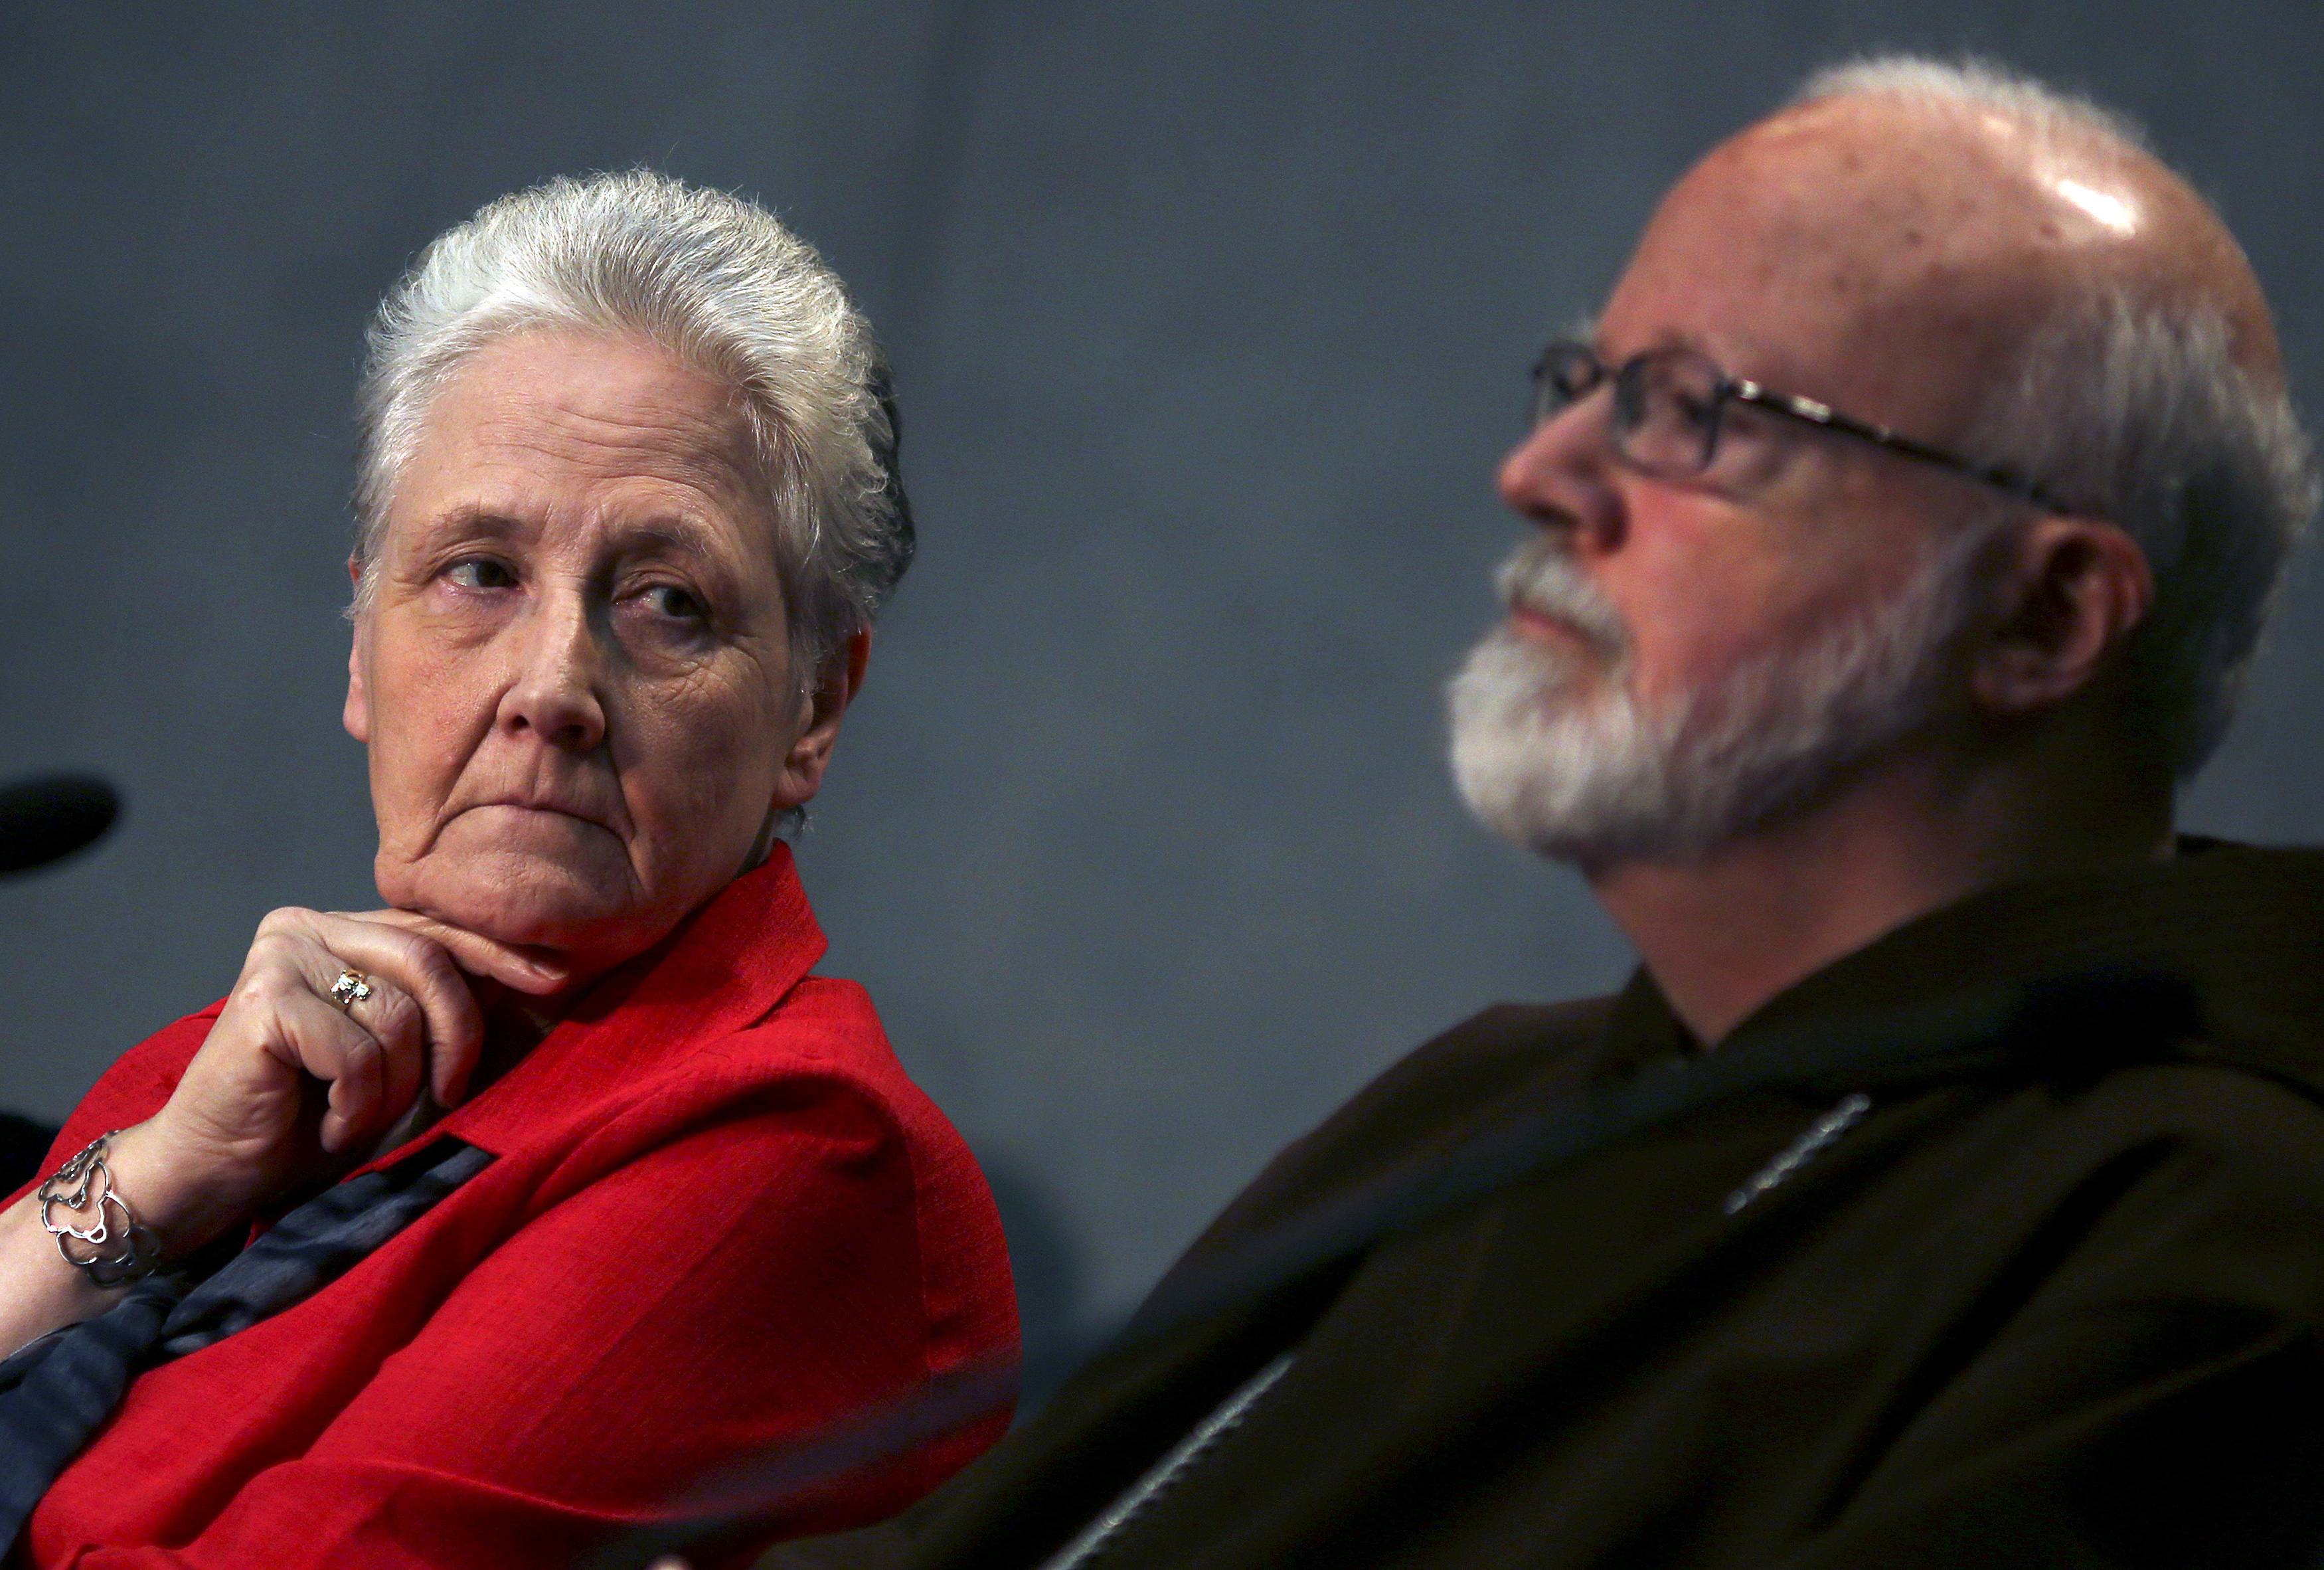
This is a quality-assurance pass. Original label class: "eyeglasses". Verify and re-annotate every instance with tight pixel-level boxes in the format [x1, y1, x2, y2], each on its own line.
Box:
[1529, 339, 2070, 513]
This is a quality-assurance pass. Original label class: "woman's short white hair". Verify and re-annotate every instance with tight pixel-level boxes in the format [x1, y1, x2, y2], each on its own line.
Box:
[351, 169, 913, 669]
[1796, 56, 2319, 777]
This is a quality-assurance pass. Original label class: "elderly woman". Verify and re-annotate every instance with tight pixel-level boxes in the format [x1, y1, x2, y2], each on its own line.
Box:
[0, 172, 1015, 1565]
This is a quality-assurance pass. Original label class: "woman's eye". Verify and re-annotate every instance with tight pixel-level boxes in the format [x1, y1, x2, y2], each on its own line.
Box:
[445, 559, 517, 590]
[640, 584, 706, 621]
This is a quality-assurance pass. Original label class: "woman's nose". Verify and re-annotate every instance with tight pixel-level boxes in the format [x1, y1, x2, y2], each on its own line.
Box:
[497, 593, 608, 752]
[1497, 399, 1626, 555]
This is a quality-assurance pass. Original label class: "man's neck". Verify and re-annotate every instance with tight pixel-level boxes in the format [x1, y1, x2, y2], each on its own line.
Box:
[1588, 747, 2173, 1046]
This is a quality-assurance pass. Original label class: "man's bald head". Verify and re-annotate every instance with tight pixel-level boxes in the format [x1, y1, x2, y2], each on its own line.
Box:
[1781, 59, 2277, 378]
[1605, 56, 2313, 776]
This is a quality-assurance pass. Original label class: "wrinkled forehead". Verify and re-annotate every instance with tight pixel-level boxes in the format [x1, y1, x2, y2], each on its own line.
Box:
[383, 331, 776, 549]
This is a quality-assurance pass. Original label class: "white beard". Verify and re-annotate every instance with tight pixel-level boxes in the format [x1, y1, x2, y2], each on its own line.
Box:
[1448, 529, 1991, 868]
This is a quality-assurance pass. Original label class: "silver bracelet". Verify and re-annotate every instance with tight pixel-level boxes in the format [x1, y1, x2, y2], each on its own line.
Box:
[37, 1130, 160, 1287]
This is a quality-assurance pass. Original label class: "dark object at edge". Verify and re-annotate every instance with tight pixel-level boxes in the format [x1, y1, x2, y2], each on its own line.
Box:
[0, 776, 118, 876]
[0, 1114, 57, 1193]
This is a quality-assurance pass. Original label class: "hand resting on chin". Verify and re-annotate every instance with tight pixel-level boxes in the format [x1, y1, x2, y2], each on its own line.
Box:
[0, 905, 567, 1357]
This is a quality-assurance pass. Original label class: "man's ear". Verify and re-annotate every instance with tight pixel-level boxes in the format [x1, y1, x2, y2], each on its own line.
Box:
[772, 627, 872, 810]
[343, 556, 372, 744]
[1969, 517, 2154, 717]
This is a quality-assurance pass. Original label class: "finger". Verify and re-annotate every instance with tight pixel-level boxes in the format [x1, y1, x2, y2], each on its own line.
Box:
[268, 987, 389, 1153]
[333, 974, 426, 1132]
[355, 909, 569, 996]
[276, 913, 487, 1108]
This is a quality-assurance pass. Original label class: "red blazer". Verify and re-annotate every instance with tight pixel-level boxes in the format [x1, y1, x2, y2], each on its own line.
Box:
[13, 847, 1018, 1568]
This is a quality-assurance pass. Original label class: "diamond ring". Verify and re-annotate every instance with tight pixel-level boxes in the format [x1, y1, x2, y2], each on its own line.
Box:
[330, 970, 375, 1013]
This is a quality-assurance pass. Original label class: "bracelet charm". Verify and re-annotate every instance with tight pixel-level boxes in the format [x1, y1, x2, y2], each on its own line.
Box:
[38, 1131, 159, 1287]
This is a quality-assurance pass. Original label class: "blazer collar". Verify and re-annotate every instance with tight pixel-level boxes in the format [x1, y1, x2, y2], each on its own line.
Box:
[386, 845, 826, 1164]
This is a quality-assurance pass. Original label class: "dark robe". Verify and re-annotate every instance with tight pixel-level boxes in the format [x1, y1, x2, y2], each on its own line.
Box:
[776, 841, 2324, 1569]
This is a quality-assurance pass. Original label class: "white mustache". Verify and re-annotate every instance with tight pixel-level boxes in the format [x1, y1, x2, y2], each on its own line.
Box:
[1494, 538, 1629, 661]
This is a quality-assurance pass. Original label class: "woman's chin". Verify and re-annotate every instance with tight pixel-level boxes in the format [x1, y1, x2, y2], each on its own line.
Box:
[382, 851, 666, 970]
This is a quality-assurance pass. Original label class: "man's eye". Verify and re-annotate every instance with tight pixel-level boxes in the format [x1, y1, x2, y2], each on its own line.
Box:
[445, 559, 517, 590]
[1668, 387, 1719, 430]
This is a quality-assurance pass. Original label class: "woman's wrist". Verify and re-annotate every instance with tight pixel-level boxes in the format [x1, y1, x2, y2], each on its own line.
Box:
[0, 1118, 255, 1354]
[93, 1118, 260, 1264]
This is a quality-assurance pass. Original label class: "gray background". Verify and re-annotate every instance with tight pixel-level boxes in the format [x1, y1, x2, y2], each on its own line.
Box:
[3, 1, 2321, 1391]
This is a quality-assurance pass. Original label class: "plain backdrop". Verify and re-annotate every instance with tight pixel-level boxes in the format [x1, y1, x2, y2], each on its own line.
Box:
[3, 1, 2321, 1391]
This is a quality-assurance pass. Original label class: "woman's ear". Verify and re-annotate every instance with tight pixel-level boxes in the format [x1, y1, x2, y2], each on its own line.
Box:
[343, 556, 373, 744]
[1969, 516, 2154, 718]
[772, 628, 873, 810]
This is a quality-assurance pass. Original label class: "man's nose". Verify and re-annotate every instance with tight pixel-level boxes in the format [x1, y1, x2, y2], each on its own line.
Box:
[1497, 398, 1625, 553]
[497, 590, 608, 752]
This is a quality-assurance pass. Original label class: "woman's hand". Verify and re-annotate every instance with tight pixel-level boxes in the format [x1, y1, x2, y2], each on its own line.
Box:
[0, 907, 566, 1359]
[127, 908, 568, 1257]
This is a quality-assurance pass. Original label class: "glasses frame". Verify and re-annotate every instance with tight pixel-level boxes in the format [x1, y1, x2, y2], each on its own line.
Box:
[1529, 340, 2072, 514]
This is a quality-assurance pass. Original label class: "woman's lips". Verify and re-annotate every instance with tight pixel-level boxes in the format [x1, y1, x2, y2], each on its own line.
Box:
[470, 800, 617, 835]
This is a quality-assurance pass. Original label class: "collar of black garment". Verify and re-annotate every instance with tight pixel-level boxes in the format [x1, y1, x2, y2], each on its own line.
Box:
[1601, 837, 2324, 1078]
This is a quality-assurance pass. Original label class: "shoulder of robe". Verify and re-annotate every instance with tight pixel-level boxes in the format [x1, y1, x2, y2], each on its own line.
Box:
[1173, 997, 1617, 1268]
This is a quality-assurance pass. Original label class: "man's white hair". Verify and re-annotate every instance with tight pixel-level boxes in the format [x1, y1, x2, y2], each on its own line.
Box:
[1796, 54, 2319, 776]
[351, 169, 913, 669]
[1451, 522, 1998, 866]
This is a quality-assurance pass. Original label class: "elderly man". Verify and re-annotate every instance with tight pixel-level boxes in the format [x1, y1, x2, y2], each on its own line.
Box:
[771, 55, 2324, 1570]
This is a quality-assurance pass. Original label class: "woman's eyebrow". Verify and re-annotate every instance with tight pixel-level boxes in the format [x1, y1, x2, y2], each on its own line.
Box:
[414, 506, 531, 544]
[408, 510, 740, 566]
[613, 517, 744, 569]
